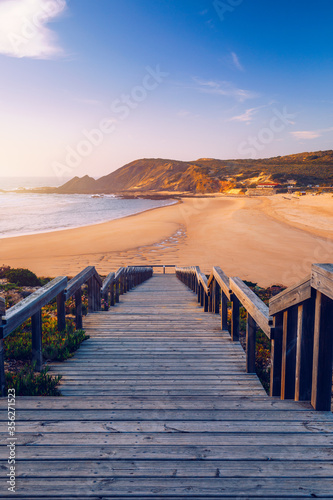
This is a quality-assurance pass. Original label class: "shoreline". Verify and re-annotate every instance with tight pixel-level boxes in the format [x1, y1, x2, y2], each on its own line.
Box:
[0, 197, 180, 241]
[0, 195, 332, 287]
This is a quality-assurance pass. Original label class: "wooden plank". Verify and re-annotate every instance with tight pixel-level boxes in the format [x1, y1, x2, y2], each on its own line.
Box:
[213, 266, 231, 299]
[270, 312, 283, 397]
[9, 460, 333, 478]
[6, 409, 333, 422]
[31, 309, 43, 372]
[0, 276, 67, 338]
[2, 477, 333, 498]
[281, 306, 298, 400]
[311, 263, 333, 300]
[230, 277, 271, 337]
[5, 431, 333, 446]
[269, 275, 311, 315]
[101, 271, 115, 294]
[311, 290, 333, 411]
[1, 444, 331, 461]
[231, 293, 240, 342]
[246, 313, 256, 374]
[9, 419, 333, 434]
[65, 266, 96, 300]
[295, 296, 315, 401]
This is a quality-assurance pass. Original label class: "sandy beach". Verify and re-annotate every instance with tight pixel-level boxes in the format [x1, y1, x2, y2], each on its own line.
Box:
[0, 193, 332, 287]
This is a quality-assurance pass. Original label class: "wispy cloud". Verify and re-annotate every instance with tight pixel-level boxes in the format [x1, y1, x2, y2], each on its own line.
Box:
[291, 127, 333, 140]
[193, 78, 258, 102]
[229, 103, 274, 124]
[0, 0, 67, 59]
[231, 52, 244, 71]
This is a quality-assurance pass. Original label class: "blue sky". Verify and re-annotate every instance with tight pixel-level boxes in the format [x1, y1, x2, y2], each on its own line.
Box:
[0, 0, 332, 179]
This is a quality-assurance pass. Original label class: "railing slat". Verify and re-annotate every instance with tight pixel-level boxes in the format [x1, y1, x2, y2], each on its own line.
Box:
[230, 277, 271, 337]
[311, 290, 333, 411]
[1, 276, 67, 339]
[295, 295, 316, 401]
[246, 313, 256, 373]
[281, 306, 298, 400]
[270, 312, 283, 397]
[31, 310, 43, 372]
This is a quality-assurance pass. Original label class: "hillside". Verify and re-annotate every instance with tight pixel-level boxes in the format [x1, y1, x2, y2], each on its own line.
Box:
[57, 150, 333, 194]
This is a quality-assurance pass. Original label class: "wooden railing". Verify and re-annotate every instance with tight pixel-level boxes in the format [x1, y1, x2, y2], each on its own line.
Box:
[0, 266, 153, 397]
[269, 263, 333, 411]
[176, 263, 333, 411]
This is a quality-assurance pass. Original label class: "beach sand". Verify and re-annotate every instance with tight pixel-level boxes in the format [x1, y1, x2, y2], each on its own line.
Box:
[0, 194, 332, 287]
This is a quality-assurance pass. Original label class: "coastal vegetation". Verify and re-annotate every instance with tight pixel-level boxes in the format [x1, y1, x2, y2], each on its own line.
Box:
[1, 267, 89, 396]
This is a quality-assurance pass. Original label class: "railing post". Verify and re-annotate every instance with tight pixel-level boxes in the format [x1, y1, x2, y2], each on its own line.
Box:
[208, 283, 213, 312]
[281, 305, 298, 400]
[0, 297, 6, 397]
[32, 310, 43, 372]
[88, 277, 94, 313]
[231, 294, 240, 341]
[75, 289, 83, 329]
[96, 279, 101, 311]
[295, 294, 315, 401]
[103, 286, 109, 311]
[94, 279, 98, 311]
[221, 290, 228, 331]
[57, 291, 66, 332]
[115, 280, 120, 303]
[246, 313, 256, 373]
[214, 281, 220, 314]
[270, 312, 283, 397]
[204, 290, 209, 312]
[311, 291, 333, 411]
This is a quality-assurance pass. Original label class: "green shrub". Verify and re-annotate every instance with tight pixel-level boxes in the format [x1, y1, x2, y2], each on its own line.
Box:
[5, 268, 41, 287]
[6, 363, 62, 396]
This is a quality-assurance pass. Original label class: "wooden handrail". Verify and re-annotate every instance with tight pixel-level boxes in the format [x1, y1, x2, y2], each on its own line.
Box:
[0, 265, 153, 397]
[208, 266, 231, 300]
[176, 263, 333, 412]
[311, 263, 333, 300]
[65, 266, 102, 301]
[269, 275, 311, 315]
[0, 276, 68, 339]
[230, 277, 272, 338]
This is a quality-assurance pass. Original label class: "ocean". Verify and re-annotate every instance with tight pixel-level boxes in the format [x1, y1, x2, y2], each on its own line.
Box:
[0, 177, 176, 239]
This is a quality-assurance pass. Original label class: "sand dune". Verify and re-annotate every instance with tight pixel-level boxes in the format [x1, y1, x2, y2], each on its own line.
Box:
[0, 195, 332, 286]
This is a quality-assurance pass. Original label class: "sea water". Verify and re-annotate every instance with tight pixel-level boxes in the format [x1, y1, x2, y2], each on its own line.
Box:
[0, 178, 176, 239]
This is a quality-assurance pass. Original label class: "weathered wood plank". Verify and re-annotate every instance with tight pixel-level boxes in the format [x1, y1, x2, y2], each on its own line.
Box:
[0, 276, 67, 338]
[311, 263, 333, 301]
[1, 477, 333, 498]
[230, 277, 271, 337]
[269, 275, 312, 315]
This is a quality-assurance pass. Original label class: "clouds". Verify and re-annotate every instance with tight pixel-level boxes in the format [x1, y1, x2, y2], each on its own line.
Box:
[193, 78, 257, 102]
[0, 0, 67, 59]
[229, 107, 259, 124]
[291, 127, 333, 140]
[231, 52, 244, 71]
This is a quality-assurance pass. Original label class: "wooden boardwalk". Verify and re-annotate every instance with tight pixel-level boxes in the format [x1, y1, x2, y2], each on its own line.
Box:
[1, 274, 333, 498]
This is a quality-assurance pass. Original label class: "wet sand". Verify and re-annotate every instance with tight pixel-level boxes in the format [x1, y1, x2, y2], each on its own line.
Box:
[0, 194, 332, 286]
